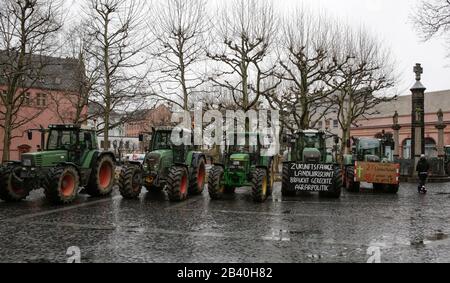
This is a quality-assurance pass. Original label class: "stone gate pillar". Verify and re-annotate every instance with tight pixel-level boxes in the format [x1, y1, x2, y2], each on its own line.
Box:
[392, 111, 401, 160]
[411, 64, 426, 176]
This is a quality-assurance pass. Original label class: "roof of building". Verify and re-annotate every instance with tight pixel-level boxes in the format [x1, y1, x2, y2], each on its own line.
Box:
[367, 89, 450, 118]
[0, 52, 83, 93]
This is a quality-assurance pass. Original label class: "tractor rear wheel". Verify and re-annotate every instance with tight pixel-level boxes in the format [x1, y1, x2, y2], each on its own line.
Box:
[87, 155, 115, 197]
[282, 163, 296, 197]
[208, 166, 225, 200]
[44, 166, 79, 205]
[0, 165, 29, 202]
[166, 166, 189, 202]
[319, 166, 342, 199]
[252, 168, 269, 203]
[189, 158, 206, 196]
[345, 166, 360, 193]
[119, 166, 143, 199]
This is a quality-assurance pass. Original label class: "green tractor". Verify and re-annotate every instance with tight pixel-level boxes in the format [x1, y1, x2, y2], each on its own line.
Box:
[208, 133, 276, 203]
[0, 125, 116, 205]
[119, 127, 207, 202]
[281, 130, 342, 199]
[445, 146, 450, 175]
[344, 136, 400, 194]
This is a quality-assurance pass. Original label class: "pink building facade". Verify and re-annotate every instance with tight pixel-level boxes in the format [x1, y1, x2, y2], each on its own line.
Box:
[351, 90, 450, 158]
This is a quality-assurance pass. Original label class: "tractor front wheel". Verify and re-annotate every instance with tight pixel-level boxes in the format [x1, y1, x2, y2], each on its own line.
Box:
[119, 166, 143, 199]
[252, 168, 269, 203]
[0, 166, 29, 202]
[87, 155, 115, 197]
[189, 158, 206, 196]
[282, 163, 296, 197]
[44, 166, 79, 205]
[208, 166, 226, 200]
[166, 166, 189, 202]
[345, 166, 360, 193]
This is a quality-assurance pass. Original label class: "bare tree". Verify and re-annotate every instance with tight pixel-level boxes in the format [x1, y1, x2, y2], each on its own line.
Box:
[0, 0, 62, 162]
[150, 0, 209, 111]
[83, 0, 151, 149]
[266, 8, 344, 132]
[413, 0, 450, 50]
[207, 0, 280, 115]
[50, 23, 100, 125]
[330, 27, 397, 156]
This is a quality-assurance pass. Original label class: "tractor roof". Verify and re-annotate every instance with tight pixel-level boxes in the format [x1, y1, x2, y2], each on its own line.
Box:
[154, 127, 192, 133]
[48, 124, 95, 131]
[298, 129, 323, 135]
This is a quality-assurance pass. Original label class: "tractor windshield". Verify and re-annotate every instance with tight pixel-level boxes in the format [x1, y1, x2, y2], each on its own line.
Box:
[358, 139, 381, 157]
[445, 147, 450, 155]
[47, 130, 77, 150]
[226, 134, 260, 154]
[152, 131, 173, 151]
[301, 133, 321, 149]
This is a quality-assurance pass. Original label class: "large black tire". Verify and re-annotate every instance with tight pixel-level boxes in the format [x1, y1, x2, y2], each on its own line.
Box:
[189, 158, 206, 196]
[208, 166, 225, 200]
[86, 155, 115, 197]
[345, 166, 360, 193]
[0, 165, 29, 202]
[166, 166, 189, 202]
[252, 168, 269, 203]
[319, 166, 342, 199]
[282, 163, 296, 197]
[119, 166, 143, 199]
[44, 166, 80, 205]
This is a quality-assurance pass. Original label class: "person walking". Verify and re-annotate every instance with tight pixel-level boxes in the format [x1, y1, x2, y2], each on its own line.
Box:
[416, 154, 430, 194]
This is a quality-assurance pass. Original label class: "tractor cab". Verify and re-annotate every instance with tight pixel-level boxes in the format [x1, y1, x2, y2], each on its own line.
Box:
[351, 136, 395, 163]
[22, 124, 98, 168]
[224, 133, 262, 169]
[289, 130, 329, 164]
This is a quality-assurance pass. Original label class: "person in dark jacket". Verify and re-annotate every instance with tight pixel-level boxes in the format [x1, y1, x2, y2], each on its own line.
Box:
[416, 154, 430, 189]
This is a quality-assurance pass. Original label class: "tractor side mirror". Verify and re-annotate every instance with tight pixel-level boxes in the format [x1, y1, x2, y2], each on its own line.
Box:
[27, 131, 33, 141]
[139, 134, 144, 142]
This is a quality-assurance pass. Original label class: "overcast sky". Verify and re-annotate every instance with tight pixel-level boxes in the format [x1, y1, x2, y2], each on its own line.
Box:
[288, 0, 450, 94]
[65, 0, 450, 94]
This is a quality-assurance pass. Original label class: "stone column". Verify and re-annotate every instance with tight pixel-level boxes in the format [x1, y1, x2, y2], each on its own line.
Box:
[392, 111, 401, 160]
[436, 109, 447, 158]
[411, 64, 426, 177]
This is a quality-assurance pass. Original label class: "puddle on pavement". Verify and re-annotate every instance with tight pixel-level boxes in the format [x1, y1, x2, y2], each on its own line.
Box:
[411, 232, 448, 246]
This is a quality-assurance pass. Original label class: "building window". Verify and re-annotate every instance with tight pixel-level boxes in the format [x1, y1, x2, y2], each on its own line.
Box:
[36, 93, 47, 107]
[1, 90, 7, 99]
[317, 121, 323, 129]
[23, 92, 31, 106]
[333, 120, 339, 129]
[325, 119, 331, 129]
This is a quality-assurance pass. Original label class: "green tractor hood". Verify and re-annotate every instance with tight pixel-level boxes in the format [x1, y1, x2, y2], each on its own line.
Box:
[146, 150, 173, 171]
[21, 151, 68, 167]
[229, 153, 250, 162]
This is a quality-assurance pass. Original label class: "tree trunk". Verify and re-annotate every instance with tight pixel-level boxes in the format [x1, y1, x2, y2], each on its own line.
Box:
[2, 106, 13, 162]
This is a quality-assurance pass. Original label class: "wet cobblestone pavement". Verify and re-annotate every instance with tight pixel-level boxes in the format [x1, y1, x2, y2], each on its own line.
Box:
[0, 182, 449, 263]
